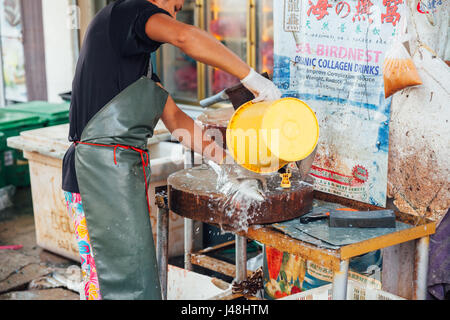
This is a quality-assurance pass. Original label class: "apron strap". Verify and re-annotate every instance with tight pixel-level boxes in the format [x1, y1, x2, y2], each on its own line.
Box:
[146, 54, 153, 79]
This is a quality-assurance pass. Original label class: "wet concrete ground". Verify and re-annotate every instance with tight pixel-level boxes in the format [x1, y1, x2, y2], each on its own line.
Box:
[0, 187, 244, 300]
[0, 187, 80, 300]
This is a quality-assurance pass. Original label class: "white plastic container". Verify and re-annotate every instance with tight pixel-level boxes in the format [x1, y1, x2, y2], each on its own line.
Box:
[279, 280, 405, 300]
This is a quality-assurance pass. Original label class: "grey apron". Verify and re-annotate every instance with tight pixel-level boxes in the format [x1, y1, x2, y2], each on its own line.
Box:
[75, 77, 169, 300]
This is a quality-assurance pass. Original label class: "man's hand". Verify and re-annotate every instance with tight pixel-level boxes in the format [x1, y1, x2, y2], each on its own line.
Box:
[160, 89, 227, 164]
[241, 68, 282, 103]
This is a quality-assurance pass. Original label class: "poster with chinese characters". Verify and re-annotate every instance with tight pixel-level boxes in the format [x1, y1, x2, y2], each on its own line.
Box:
[274, 0, 406, 207]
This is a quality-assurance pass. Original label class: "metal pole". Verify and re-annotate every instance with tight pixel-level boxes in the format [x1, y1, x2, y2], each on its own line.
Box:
[156, 205, 169, 300]
[235, 235, 247, 283]
[184, 149, 195, 270]
[414, 236, 430, 300]
[332, 260, 349, 300]
[184, 218, 194, 271]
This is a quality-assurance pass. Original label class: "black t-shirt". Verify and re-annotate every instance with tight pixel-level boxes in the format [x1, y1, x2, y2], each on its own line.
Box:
[62, 0, 171, 193]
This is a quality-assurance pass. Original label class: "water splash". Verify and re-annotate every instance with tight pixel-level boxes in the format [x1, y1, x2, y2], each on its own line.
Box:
[207, 160, 266, 232]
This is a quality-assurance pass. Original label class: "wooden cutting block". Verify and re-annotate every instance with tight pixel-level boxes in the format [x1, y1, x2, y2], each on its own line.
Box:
[168, 165, 314, 230]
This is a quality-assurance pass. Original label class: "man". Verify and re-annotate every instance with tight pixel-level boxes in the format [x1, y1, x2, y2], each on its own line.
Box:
[62, 0, 281, 300]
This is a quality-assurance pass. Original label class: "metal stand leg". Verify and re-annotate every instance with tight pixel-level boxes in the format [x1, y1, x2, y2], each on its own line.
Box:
[235, 235, 247, 282]
[184, 218, 194, 271]
[414, 236, 430, 300]
[332, 260, 349, 300]
[183, 149, 195, 271]
[156, 204, 169, 300]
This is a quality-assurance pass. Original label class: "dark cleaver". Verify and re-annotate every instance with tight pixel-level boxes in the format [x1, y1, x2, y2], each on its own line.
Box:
[300, 209, 396, 228]
[199, 73, 271, 110]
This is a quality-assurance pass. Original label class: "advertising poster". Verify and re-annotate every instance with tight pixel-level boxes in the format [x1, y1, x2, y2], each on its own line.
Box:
[263, 245, 382, 299]
[274, 0, 406, 207]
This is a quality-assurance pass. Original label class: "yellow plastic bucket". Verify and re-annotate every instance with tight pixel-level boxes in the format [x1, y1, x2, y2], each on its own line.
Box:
[226, 98, 319, 173]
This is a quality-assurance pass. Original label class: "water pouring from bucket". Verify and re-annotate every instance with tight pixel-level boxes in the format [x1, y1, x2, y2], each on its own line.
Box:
[205, 97, 319, 223]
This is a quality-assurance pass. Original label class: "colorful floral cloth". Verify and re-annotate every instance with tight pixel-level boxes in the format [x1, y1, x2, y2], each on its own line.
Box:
[64, 192, 102, 300]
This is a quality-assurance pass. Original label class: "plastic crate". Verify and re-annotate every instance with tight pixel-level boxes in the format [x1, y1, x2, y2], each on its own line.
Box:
[279, 280, 405, 300]
[5, 101, 70, 127]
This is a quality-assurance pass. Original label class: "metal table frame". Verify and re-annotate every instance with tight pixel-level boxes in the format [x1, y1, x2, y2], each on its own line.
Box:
[182, 150, 249, 282]
[156, 151, 435, 300]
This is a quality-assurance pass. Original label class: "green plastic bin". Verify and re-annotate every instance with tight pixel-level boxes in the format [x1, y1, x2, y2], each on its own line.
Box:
[5, 101, 70, 127]
[0, 109, 47, 187]
[0, 131, 5, 152]
[0, 132, 6, 188]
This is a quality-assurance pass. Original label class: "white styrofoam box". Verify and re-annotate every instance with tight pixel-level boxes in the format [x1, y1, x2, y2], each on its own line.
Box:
[279, 280, 405, 300]
[167, 265, 229, 300]
[150, 142, 185, 182]
[149, 142, 204, 180]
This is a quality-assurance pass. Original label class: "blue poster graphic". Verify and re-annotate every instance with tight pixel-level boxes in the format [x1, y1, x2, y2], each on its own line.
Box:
[274, 0, 406, 206]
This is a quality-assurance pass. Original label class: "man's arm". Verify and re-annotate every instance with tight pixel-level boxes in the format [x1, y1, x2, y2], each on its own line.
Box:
[145, 13, 251, 81]
[160, 91, 227, 164]
[149, 13, 281, 164]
